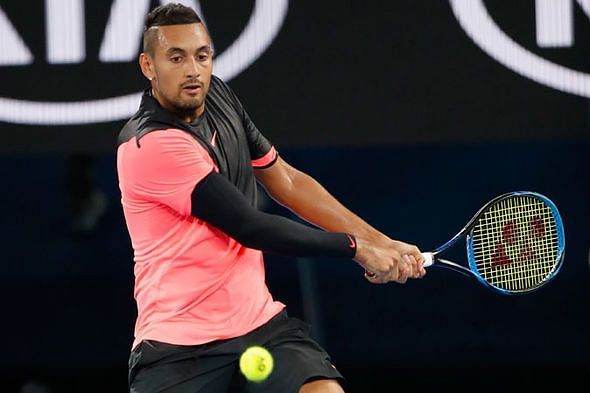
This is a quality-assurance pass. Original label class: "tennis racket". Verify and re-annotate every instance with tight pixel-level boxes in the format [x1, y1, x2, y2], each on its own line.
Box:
[391, 191, 564, 294]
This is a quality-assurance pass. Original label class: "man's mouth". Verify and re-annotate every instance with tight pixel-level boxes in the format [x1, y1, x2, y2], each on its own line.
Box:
[182, 83, 202, 95]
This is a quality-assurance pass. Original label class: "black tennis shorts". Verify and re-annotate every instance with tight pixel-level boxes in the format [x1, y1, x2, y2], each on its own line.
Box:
[128, 309, 344, 393]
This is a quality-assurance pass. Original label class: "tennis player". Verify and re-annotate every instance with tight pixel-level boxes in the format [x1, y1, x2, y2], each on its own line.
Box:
[117, 4, 426, 392]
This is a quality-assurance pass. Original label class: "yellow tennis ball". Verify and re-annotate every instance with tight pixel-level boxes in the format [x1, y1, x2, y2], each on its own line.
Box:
[239, 345, 274, 382]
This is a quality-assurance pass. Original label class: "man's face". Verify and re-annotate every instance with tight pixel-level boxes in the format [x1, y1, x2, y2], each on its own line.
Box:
[142, 23, 213, 119]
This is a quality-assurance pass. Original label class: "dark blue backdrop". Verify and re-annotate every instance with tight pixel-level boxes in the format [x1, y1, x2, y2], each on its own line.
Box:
[1, 140, 588, 392]
[1, 1, 590, 392]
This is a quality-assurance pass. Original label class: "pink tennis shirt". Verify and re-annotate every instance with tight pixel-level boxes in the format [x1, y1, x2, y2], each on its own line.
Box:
[117, 129, 284, 350]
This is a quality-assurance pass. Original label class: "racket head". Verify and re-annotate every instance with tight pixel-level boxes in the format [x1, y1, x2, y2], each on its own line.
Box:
[466, 191, 565, 294]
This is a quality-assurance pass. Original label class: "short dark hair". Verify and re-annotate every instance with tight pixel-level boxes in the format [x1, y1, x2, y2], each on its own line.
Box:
[143, 3, 203, 55]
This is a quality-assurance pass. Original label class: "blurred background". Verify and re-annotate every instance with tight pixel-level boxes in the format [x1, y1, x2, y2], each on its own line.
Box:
[1, 1, 589, 392]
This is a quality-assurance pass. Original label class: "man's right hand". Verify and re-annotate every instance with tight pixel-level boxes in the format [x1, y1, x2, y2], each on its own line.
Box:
[353, 237, 426, 284]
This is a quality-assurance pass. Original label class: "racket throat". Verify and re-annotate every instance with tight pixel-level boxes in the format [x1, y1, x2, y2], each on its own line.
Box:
[436, 258, 473, 278]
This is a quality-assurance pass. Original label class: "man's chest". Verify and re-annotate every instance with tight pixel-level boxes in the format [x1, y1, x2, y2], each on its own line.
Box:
[189, 109, 254, 189]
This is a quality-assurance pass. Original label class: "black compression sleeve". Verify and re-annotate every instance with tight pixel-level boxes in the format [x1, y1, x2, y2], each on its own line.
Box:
[191, 171, 356, 258]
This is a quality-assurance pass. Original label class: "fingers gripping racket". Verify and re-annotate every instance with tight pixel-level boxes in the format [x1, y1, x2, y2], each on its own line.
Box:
[421, 191, 564, 294]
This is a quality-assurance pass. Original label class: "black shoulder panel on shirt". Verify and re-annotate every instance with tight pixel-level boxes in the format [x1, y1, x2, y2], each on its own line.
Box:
[116, 89, 219, 173]
[117, 89, 200, 148]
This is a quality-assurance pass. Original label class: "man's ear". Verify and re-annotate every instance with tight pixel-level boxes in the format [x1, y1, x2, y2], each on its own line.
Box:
[139, 53, 155, 81]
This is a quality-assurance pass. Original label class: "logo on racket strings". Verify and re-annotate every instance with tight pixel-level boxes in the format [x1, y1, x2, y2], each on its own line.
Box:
[491, 216, 546, 267]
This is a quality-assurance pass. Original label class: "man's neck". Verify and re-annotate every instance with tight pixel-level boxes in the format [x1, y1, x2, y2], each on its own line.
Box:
[151, 89, 204, 123]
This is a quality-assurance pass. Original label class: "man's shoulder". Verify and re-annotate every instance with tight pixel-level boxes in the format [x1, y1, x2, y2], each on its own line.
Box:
[117, 129, 208, 173]
[210, 74, 226, 89]
[119, 127, 195, 149]
[117, 109, 186, 149]
[207, 74, 242, 114]
[117, 113, 141, 148]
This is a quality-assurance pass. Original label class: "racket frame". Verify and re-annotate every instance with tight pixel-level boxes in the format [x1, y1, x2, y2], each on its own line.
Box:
[425, 191, 565, 294]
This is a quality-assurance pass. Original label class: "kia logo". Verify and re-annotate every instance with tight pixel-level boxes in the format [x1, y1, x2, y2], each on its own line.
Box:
[450, 0, 590, 98]
[0, 0, 289, 125]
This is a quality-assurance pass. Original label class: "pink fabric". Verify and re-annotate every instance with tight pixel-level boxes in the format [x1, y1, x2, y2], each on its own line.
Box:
[117, 129, 284, 349]
[251, 146, 277, 168]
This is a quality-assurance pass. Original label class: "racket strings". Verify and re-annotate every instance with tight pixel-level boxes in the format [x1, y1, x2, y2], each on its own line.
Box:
[482, 198, 556, 290]
[484, 197, 556, 291]
[470, 196, 559, 292]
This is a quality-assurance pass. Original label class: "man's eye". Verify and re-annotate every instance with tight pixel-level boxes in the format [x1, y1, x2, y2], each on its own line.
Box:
[170, 56, 183, 63]
[198, 54, 210, 61]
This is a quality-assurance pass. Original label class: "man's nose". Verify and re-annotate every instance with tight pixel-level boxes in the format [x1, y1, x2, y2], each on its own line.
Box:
[186, 57, 200, 78]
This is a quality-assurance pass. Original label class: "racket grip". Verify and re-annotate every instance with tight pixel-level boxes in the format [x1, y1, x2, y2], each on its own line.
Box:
[365, 252, 434, 278]
[422, 252, 434, 268]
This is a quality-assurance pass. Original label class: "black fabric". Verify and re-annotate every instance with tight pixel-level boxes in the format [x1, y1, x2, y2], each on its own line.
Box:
[191, 171, 356, 258]
[117, 75, 273, 206]
[128, 310, 345, 393]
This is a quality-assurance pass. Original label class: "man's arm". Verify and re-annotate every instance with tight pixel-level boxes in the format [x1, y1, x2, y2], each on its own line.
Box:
[254, 157, 426, 278]
[191, 170, 413, 283]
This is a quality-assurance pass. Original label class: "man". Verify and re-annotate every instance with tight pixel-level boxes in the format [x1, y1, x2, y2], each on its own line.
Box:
[117, 4, 426, 393]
